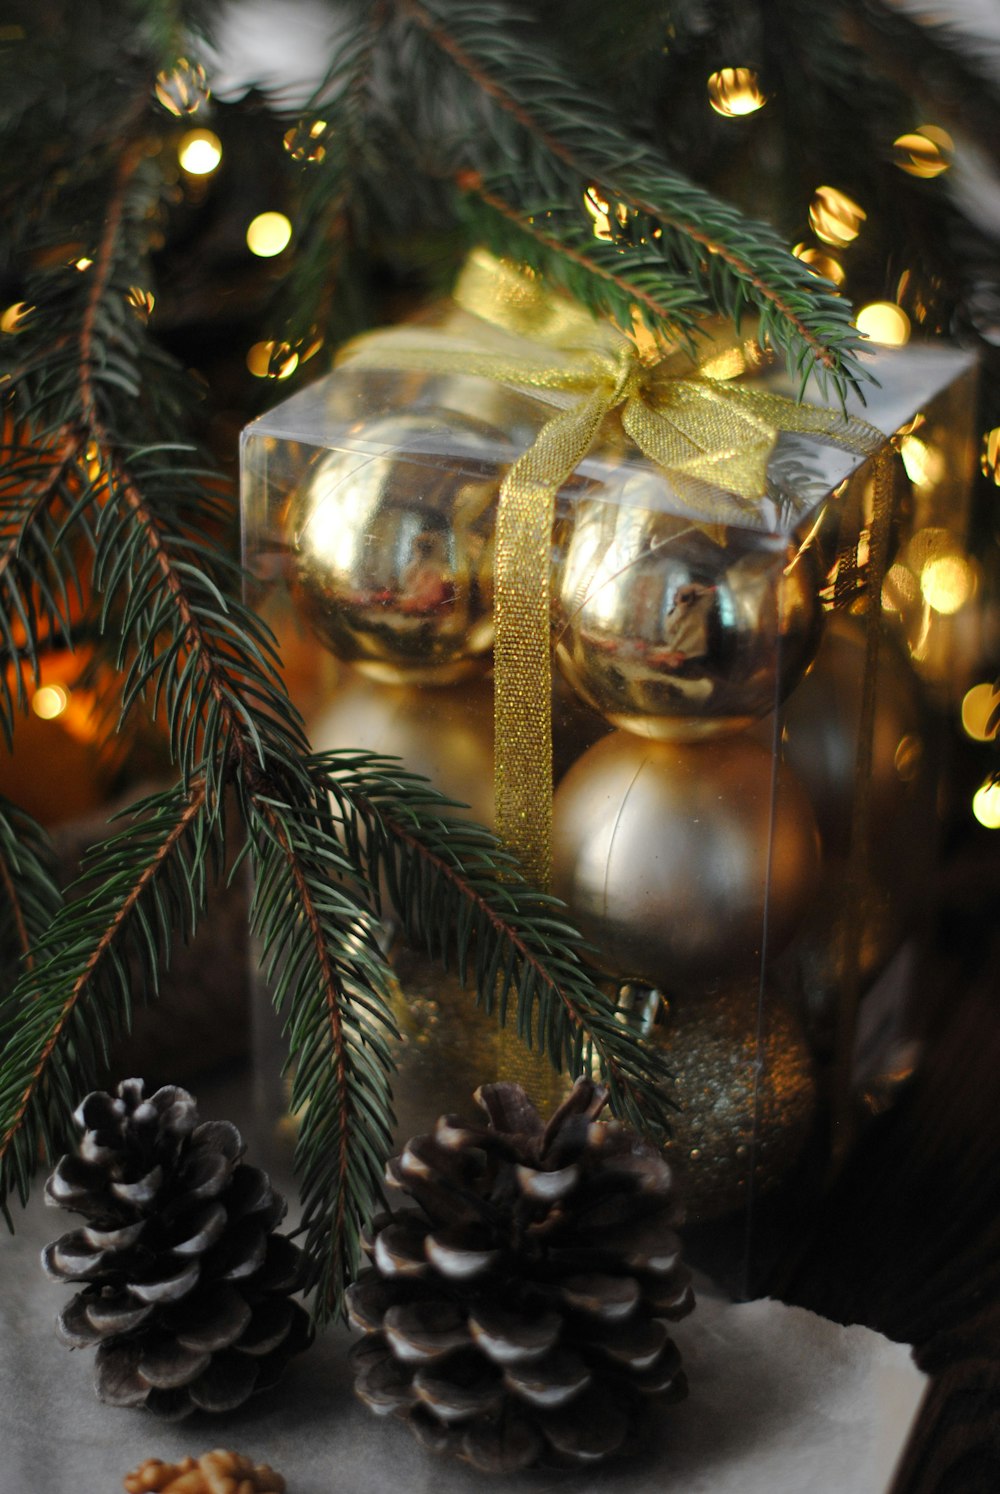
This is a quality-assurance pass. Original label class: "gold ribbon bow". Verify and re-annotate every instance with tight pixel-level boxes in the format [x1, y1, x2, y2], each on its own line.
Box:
[341, 250, 887, 897]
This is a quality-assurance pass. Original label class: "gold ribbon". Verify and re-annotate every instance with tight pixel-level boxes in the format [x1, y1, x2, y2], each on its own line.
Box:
[341, 250, 887, 894]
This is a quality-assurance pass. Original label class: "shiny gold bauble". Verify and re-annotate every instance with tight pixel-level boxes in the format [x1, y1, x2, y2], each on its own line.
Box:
[779, 614, 928, 858]
[552, 732, 821, 991]
[310, 670, 496, 827]
[652, 983, 818, 1223]
[289, 410, 500, 684]
[387, 941, 501, 1144]
[551, 492, 821, 738]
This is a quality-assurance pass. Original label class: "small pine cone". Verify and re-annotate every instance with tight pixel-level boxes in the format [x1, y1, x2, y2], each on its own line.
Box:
[346, 1078, 694, 1473]
[43, 1080, 312, 1418]
[123, 1448, 285, 1493]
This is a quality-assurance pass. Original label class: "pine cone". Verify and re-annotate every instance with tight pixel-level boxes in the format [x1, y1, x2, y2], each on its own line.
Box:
[123, 1449, 285, 1493]
[346, 1078, 694, 1473]
[43, 1080, 312, 1418]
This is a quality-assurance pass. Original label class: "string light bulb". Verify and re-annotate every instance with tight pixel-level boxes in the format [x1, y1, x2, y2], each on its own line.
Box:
[981, 427, 1000, 485]
[178, 128, 222, 176]
[972, 779, 1000, 830]
[808, 185, 866, 248]
[707, 68, 766, 117]
[792, 243, 845, 286]
[32, 684, 69, 720]
[283, 119, 328, 163]
[893, 125, 953, 179]
[246, 212, 292, 258]
[856, 301, 910, 346]
[961, 683, 999, 743]
[1, 302, 32, 333]
[247, 340, 299, 379]
[154, 59, 209, 117]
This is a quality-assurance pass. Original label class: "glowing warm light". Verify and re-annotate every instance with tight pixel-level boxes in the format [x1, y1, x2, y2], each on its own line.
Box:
[155, 59, 209, 117]
[74, 257, 93, 271]
[920, 553, 976, 614]
[881, 561, 919, 613]
[707, 67, 766, 117]
[792, 243, 845, 286]
[899, 433, 944, 487]
[283, 119, 328, 163]
[247, 340, 299, 379]
[246, 212, 292, 258]
[893, 126, 953, 178]
[32, 684, 69, 720]
[583, 185, 629, 242]
[856, 301, 910, 346]
[126, 286, 155, 321]
[178, 128, 222, 175]
[972, 780, 1000, 829]
[1, 302, 31, 333]
[981, 427, 1000, 484]
[961, 683, 1000, 743]
[808, 185, 866, 248]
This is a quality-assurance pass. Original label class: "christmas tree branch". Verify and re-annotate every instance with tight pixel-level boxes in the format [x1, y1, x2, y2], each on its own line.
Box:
[398, 0, 867, 400]
[320, 753, 673, 1139]
[0, 779, 212, 1225]
[0, 798, 61, 985]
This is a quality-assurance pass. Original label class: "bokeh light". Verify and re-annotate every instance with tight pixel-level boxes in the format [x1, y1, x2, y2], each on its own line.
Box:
[808, 185, 866, 248]
[32, 684, 69, 720]
[893, 126, 953, 179]
[920, 553, 976, 614]
[707, 68, 766, 118]
[1, 302, 32, 333]
[126, 286, 155, 321]
[155, 59, 209, 117]
[247, 340, 299, 379]
[961, 683, 1000, 742]
[246, 212, 292, 258]
[972, 780, 1000, 829]
[981, 427, 1000, 484]
[283, 119, 328, 163]
[793, 243, 845, 286]
[856, 301, 910, 346]
[178, 128, 222, 176]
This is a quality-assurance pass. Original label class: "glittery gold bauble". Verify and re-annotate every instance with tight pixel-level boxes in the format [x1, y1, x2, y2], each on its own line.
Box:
[289, 410, 500, 684]
[310, 670, 496, 827]
[552, 492, 821, 738]
[779, 615, 927, 857]
[645, 983, 817, 1223]
[552, 732, 821, 991]
[387, 942, 500, 1144]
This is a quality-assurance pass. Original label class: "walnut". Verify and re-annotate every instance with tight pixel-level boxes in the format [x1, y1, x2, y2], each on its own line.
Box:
[123, 1448, 286, 1494]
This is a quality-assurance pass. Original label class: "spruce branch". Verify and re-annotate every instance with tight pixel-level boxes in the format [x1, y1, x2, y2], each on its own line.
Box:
[0, 778, 212, 1225]
[0, 797, 61, 986]
[318, 752, 673, 1139]
[246, 779, 397, 1323]
[397, 0, 868, 402]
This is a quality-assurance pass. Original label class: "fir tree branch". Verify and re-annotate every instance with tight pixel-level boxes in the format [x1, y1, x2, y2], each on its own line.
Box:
[0, 797, 61, 984]
[398, 0, 867, 401]
[246, 780, 397, 1322]
[0, 778, 212, 1224]
[318, 752, 673, 1138]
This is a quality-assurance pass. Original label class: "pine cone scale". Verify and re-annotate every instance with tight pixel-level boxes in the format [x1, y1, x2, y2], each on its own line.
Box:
[351, 1078, 695, 1470]
[42, 1081, 311, 1418]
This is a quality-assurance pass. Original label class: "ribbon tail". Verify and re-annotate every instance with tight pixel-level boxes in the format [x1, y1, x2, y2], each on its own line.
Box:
[494, 384, 611, 891]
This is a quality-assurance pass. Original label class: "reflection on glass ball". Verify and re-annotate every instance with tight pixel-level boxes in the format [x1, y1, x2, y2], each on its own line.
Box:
[289, 411, 500, 684]
[552, 497, 821, 738]
[552, 731, 821, 991]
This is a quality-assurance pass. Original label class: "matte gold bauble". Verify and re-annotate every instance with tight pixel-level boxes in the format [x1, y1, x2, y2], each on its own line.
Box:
[779, 614, 928, 857]
[552, 732, 821, 991]
[551, 493, 821, 738]
[387, 942, 500, 1144]
[289, 410, 500, 684]
[310, 670, 496, 827]
[651, 983, 817, 1223]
